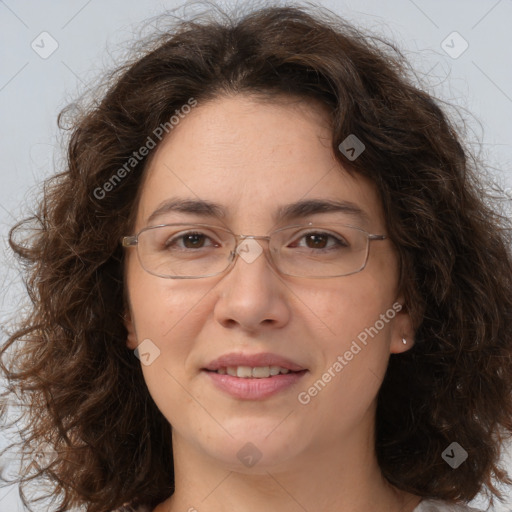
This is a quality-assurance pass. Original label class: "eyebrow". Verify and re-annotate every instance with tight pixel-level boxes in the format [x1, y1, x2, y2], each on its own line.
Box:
[146, 197, 371, 226]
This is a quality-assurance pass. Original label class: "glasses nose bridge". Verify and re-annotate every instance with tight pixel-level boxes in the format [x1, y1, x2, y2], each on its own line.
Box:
[235, 233, 272, 242]
[231, 233, 273, 251]
[232, 233, 275, 254]
[228, 233, 277, 272]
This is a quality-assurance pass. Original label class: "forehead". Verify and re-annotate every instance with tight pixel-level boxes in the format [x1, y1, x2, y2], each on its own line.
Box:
[135, 94, 385, 232]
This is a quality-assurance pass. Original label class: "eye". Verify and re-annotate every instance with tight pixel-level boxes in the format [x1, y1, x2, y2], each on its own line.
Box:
[166, 231, 218, 250]
[290, 231, 349, 250]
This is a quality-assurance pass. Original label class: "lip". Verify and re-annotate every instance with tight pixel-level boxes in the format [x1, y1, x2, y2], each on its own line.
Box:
[204, 370, 308, 400]
[203, 352, 306, 372]
[202, 352, 308, 400]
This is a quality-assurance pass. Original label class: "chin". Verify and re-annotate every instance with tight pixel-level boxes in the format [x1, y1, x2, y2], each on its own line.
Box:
[196, 421, 310, 472]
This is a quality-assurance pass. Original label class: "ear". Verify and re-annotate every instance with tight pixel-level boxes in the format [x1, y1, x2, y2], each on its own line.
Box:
[389, 299, 415, 355]
[124, 309, 138, 351]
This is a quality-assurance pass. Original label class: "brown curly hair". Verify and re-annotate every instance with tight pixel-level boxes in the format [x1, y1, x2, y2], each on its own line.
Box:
[1, 2, 512, 511]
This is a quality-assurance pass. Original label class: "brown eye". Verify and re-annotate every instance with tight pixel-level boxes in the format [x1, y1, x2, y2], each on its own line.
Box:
[182, 233, 207, 248]
[305, 234, 328, 249]
[290, 231, 348, 251]
[164, 231, 217, 250]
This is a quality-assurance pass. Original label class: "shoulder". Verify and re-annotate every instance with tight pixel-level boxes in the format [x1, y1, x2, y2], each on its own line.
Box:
[414, 499, 485, 512]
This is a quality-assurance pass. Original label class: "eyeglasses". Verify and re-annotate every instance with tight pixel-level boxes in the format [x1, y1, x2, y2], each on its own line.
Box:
[122, 222, 387, 279]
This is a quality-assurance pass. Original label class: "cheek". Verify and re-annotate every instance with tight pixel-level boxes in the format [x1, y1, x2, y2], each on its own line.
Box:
[297, 283, 396, 436]
[125, 263, 216, 411]
[295, 269, 397, 402]
[127, 255, 209, 342]
[126, 265, 208, 423]
[299, 270, 397, 346]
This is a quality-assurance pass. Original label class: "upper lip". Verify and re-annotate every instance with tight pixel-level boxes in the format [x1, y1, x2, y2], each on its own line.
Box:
[203, 352, 306, 372]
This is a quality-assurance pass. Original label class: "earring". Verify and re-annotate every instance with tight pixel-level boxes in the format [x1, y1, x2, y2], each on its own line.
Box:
[402, 338, 407, 345]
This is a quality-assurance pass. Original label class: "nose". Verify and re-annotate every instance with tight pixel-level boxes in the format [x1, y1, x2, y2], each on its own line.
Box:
[212, 238, 291, 333]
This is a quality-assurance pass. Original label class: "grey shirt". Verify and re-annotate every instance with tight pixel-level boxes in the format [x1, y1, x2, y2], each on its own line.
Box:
[116, 498, 484, 511]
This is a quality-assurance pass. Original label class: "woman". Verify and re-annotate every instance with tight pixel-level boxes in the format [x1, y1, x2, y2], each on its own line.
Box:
[1, 3, 511, 512]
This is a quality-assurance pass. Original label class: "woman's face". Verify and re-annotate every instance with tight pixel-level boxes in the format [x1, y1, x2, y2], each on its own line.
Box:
[124, 94, 413, 471]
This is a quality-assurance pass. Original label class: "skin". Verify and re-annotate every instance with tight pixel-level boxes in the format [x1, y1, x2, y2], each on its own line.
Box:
[124, 94, 422, 512]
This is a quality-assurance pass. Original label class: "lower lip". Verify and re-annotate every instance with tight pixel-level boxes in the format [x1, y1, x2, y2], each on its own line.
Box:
[203, 370, 307, 400]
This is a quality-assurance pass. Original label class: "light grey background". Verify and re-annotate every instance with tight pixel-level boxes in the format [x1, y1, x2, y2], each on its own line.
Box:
[1, 0, 511, 510]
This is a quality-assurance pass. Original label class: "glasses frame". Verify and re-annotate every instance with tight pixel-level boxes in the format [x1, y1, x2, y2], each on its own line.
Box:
[122, 222, 387, 279]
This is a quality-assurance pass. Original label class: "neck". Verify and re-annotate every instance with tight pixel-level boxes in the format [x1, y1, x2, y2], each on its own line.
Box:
[157, 414, 422, 512]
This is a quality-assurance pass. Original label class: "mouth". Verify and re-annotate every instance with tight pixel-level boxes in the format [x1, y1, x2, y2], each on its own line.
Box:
[202, 353, 308, 400]
[205, 365, 303, 378]
[203, 351, 306, 373]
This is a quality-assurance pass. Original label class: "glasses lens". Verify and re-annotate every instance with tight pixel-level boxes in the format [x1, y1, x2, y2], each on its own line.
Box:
[137, 224, 234, 278]
[134, 223, 371, 278]
[271, 224, 369, 278]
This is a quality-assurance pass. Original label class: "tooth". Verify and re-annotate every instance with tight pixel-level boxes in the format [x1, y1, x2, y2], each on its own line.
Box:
[227, 367, 237, 376]
[269, 366, 281, 376]
[280, 368, 290, 374]
[252, 366, 270, 378]
[217, 368, 227, 374]
[236, 366, 253, 378]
